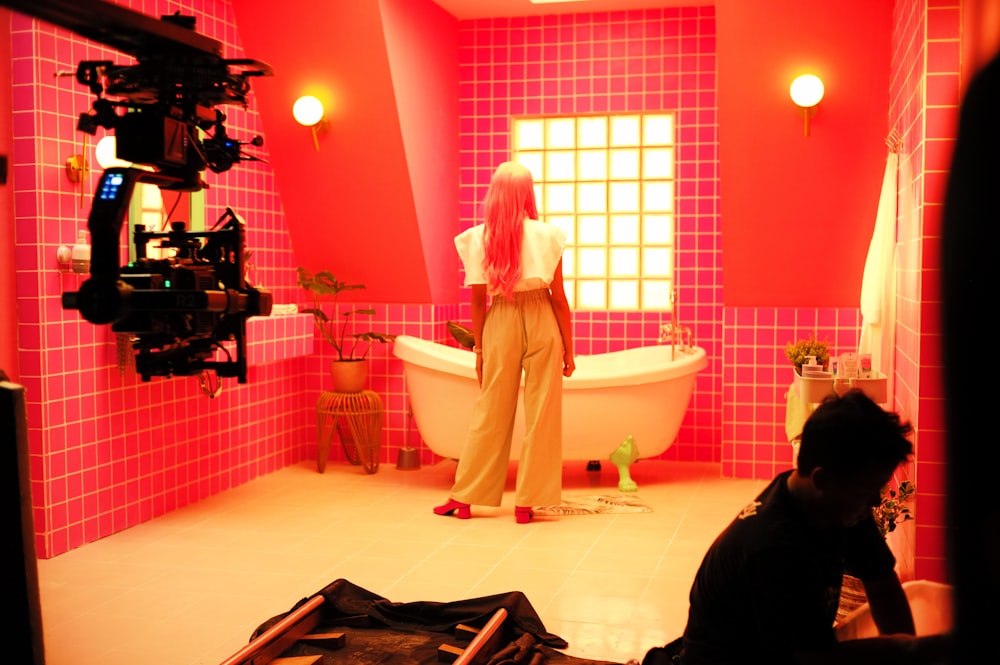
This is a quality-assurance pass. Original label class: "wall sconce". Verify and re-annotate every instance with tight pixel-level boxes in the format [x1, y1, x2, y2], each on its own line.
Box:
[65, 154, 90, 183]
[789, 74, 825, 137]
[293, 95, 327, 151]
[66, 153, 90, 208]
[66, 133, 93, 208]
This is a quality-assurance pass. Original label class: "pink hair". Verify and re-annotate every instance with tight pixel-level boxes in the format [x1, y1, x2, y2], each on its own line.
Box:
[481, 161, 539, 297]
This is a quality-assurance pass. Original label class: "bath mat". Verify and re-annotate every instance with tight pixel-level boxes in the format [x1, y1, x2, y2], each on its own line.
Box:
[533, 493, 652, 516]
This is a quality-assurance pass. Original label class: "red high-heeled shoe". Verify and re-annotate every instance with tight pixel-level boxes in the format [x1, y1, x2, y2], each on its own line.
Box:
[433, 499, 471, 519]
[515, 506, 534, 524]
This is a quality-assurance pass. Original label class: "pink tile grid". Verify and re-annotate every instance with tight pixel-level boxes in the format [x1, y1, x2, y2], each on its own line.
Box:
[29, 358, 314, 558]
[245, 313, 314, 366]
[721, 306, 861, 482]
[886, 0, 957, 581]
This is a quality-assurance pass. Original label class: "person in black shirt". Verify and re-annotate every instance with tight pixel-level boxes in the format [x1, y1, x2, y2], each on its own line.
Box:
[673, 389, 950, 665]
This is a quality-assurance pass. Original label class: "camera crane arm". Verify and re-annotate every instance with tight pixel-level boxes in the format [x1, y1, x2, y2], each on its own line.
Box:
[3, 0, 226, 61]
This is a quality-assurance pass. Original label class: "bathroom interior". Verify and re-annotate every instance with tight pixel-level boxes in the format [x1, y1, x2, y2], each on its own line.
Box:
[1, 0, 991, 663]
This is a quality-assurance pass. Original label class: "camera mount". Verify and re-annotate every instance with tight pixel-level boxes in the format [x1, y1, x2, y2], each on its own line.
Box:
[3, 0, 275, 386]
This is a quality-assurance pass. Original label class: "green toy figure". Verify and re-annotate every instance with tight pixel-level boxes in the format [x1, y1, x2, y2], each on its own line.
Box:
[610, 435, 640, 492]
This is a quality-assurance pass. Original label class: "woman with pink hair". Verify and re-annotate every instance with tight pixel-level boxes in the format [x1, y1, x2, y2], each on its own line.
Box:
[434, 161, 575, 524]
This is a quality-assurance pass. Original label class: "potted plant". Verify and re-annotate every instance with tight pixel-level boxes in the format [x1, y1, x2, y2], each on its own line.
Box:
[785, 334, 833, 403]
[784, 333, 831, 375]
[297, 267, 395, 392]
[873, 480, 915, 537]
[838, 480, 917, 620]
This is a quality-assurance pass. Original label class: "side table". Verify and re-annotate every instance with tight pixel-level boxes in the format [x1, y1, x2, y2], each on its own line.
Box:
[316, 390, 383, 474]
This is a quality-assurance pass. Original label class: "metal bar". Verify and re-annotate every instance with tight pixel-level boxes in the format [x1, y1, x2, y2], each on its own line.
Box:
[218, 595, 325, 665]
[453, 608, 508, 665]
[0, 0, 222, 57]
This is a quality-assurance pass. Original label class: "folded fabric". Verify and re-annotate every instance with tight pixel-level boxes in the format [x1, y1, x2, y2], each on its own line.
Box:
[253, 578, 569, 648]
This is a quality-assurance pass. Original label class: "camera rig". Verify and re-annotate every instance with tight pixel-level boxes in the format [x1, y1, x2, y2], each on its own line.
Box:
[62, 168, 272, 384]
[2, 0, 275, 385]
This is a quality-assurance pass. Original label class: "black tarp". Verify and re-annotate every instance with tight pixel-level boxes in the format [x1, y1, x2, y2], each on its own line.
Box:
[250, 578, 623, 665]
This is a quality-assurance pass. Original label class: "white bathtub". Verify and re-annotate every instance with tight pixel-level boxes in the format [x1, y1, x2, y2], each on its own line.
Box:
[835, 580, 953, 639]
[393, 334, 707, 465]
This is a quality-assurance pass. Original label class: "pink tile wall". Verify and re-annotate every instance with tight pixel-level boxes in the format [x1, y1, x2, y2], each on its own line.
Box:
[11, 0, 312, 558]
[451, 7, 723, 463]
[886, 0, 957, 583]
[721, 306, 861, 480]
[245, 314, 313, 366]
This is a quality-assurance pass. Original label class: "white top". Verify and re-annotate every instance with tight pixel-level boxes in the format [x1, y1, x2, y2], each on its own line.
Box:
[454, 219, 567, 293]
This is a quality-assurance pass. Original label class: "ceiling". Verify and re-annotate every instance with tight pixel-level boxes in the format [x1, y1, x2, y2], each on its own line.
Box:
[430, 0, 699, 20]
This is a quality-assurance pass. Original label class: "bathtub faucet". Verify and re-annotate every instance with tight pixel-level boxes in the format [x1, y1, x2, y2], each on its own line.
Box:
[658, 323, 693, 357]
[659, 288, 693, 358]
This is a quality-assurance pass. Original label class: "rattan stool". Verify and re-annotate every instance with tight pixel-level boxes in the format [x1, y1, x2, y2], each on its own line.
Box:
[316, 390, 383, 474]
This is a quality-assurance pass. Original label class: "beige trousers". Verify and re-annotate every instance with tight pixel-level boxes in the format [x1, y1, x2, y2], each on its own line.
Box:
[450, 289, 563, 507]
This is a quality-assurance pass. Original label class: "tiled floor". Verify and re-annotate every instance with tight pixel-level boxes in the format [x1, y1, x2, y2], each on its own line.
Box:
[35, 457, 763, 665]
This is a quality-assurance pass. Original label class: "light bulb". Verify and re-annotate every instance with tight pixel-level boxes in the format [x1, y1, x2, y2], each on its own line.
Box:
[293, 96, 325, 127]
[790, 74, 825, 108]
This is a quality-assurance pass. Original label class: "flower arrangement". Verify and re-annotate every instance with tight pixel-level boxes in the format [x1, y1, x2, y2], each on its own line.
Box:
[297, 267, 395, 361]
[784, 334, 831, 374]
[873, 480, 915, 538]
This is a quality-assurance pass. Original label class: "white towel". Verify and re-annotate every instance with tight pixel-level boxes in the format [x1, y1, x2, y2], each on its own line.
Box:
[784, 384, 811, 443]
[858, 150, 898, 392]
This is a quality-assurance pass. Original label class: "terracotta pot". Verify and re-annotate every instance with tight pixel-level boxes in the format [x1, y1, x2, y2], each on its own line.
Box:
[330, 360, 368, 393]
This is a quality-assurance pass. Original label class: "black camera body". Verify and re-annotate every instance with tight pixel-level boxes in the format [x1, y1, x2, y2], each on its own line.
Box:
[63, 168, 273, 384]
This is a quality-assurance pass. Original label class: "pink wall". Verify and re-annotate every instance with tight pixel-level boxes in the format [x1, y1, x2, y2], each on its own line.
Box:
[720, 306, 863, 479]
[1, 9, 15, 382]
[717, 0, 893, 309]
[8, 0, 313, 558]
[886, 0, 958, 583]
[231, 0, 461, 305]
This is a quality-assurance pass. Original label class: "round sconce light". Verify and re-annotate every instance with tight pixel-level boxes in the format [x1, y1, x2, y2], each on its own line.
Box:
[789, 74, 825, 137]
[790, 74, 825, 107]
[292, 95, 324, 126]
[293, 95, 327, 151]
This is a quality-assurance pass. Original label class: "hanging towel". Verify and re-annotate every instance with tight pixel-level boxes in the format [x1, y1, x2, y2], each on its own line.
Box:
[784, 384, 811, 442]
[858, 150, 899, 387]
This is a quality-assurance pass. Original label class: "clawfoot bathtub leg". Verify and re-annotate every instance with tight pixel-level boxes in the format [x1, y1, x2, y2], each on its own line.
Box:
[609, 435, 640, 492]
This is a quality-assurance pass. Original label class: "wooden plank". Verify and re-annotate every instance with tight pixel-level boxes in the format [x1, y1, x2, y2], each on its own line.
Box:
[218, 595, 325, 665]
[300, 631, 346, 648]
[271, 657, 322, 665]
[437, 643, 465, 663]
[454, 624, 479, 642]
[453, 608, 508, 665]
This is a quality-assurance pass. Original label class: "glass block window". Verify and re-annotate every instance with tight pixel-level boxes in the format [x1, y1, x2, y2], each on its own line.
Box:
[513, 113, 675, 311]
